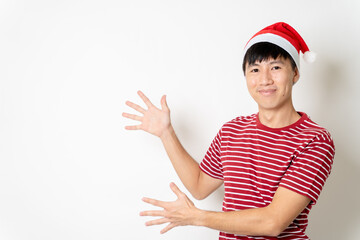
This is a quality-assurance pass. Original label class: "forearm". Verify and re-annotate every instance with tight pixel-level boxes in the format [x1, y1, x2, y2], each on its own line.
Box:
[141, 183, 310, 237]
[160, 125, 201, 198]
[195, 207, 280, 237]
[124, 92, 210, 198]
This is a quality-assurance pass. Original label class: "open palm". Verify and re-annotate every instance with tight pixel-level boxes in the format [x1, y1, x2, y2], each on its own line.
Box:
[122, 91, 171, 138]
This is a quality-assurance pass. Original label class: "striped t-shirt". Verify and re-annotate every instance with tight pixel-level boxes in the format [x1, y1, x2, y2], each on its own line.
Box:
[200, 112, 335, 239]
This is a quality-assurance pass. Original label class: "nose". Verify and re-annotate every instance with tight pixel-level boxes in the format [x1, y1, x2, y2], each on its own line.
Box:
[259, 69, 273, 86]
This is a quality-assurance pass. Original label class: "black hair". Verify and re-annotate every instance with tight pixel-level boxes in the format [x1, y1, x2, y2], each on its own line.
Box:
[242, 42, 297, 73]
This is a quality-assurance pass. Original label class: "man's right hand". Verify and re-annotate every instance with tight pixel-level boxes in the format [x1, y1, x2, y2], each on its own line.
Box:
[123, 91, 223, 200]
[122, 91, 171, 138]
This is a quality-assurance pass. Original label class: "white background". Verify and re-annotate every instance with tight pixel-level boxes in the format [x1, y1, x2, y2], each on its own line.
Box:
[1, 0, 359, 239]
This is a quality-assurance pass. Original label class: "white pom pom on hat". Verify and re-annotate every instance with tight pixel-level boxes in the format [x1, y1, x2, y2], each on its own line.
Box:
[244, 22, 316, 70]
[303, 51, 317, 63]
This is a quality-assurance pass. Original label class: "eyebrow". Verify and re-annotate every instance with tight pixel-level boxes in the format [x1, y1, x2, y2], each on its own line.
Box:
[248, 60, 285, 67]
[269, 60, 285, 65]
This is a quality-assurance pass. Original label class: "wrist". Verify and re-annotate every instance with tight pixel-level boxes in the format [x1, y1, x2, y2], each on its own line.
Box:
[192, 208, 208, 227]
[159, 124, 175, 141]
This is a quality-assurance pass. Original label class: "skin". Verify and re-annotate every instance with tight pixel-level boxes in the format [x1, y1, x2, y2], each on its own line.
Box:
[245, 57, 301, 128]
[122, 57, 311, 236]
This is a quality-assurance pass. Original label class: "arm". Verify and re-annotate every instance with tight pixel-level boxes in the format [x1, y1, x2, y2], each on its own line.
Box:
[198, 186, 311, 236]
[159, 126, 223, 200]
[141, 183, 311, 236]
[122, 91, 222, 199]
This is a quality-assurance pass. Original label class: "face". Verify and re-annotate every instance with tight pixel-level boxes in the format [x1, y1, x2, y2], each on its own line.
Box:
[245, 57, 299, 113]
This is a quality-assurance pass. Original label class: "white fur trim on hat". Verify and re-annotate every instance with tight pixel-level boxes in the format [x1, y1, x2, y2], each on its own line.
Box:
[244, 33, 300, 69]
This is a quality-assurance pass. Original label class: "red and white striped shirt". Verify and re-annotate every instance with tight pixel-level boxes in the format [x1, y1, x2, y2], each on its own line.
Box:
[200, 112, 335, 239]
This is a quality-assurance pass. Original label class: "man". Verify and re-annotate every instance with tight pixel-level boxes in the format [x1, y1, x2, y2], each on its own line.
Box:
[122, 22, 335, 239]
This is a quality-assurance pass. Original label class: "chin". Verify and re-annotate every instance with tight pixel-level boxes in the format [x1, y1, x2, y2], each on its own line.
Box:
[257, 101, 278, 110]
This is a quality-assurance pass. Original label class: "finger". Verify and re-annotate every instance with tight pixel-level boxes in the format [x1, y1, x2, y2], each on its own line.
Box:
[125, 101, 146, 114]
[169, 182, 184, 198]
[160, 95, 169, 111]
[122, 112, 143, 121]
[137, 90, 154, 108]
[140, 210, 165, 217]
[142, 197, 168, 208]
[145, 217, 170, 226]
[124, 125, 142, 131]
[160, 223, 176, 234]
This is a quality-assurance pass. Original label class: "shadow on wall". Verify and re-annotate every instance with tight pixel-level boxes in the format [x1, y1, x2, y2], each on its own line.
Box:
[308, 153, 360, 239]
[307, 60, 360, 239]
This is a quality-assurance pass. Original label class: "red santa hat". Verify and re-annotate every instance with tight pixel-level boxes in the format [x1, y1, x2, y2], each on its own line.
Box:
[244, 22, 316, 69]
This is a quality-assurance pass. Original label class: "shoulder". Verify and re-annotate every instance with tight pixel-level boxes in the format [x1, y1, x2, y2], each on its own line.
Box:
[296, 114, 335, 156]
[223, 113, 257, 129]
[215, 114, 257, 138]
[300, 114, 334, 144]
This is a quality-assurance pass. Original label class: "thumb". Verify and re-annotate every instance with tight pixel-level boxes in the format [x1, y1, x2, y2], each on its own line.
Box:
[169, 182, 183, 199]
[160, 95, 169, 111]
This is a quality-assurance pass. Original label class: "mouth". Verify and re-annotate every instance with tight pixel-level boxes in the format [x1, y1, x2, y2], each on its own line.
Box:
[258, 88, 277, 96]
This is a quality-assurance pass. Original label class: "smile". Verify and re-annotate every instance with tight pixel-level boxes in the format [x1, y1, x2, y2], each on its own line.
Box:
[258, 88, 277, 96]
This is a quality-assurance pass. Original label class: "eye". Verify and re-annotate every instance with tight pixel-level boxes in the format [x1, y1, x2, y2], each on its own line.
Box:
[250, 68, 259, 73]
[272, 66, 281, 70]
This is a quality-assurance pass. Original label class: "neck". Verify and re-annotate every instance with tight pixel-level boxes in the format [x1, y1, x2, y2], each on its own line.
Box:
[258, 106, 300, 128]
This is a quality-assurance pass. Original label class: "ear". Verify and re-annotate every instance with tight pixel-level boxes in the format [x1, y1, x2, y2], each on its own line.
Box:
[292, 67, 300, 85]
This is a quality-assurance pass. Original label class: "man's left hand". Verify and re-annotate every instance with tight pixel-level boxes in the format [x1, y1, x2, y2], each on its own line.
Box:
[140, 182, 201, 234]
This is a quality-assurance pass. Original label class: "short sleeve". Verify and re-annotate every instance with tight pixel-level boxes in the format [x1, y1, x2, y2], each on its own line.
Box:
[279, 132, 335, 205]
[199, 128, 224, 180]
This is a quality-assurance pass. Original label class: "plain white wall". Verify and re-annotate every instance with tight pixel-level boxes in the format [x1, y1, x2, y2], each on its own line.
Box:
[0, 0, 359, 239]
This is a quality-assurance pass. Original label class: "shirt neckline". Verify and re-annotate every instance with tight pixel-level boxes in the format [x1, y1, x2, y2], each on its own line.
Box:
[255, 112, 308, 132]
